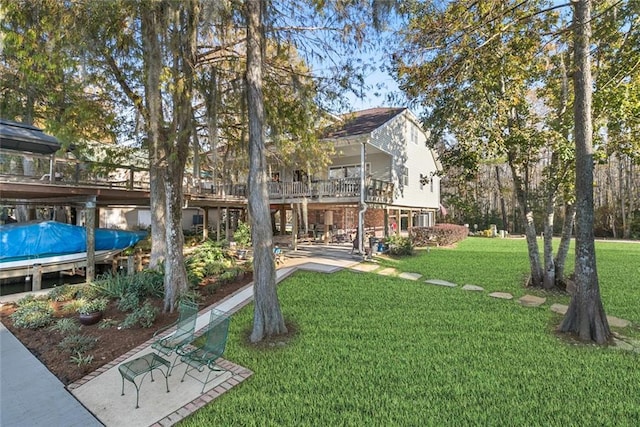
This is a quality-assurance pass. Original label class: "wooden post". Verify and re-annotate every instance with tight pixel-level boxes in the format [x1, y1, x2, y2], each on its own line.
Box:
[216, 207, 221, 242]
[408, 209, 413, 234]
[85, 198, 96, 283]
[324, 210, 333, 245]
[384, 208, 389, 238]
[292, 203, 298, 250]
[279, 206, 287, 235]
[127, 255, 135, 276]
[225, 207, 230, 241]
[32, 264, 42, 291]
[202, 208, 209, 241]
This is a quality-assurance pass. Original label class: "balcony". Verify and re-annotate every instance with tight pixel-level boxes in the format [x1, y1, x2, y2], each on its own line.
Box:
[266, 177, 393, 205]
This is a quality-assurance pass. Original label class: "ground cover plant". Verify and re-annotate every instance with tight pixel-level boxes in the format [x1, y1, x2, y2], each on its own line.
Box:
[0, 246, 253, 384]
[181, 238, 640, 426]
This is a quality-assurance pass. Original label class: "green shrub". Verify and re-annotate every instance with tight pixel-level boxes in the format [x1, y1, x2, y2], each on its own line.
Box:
[386, 235, 414, 256]
[179, 290, 202, 304]
[92, 272, 130, 299]
[410, 224, 469, 247]
[186, 240, 233, 283]
[62, 299, 85, 314]
[70, 352, 94, 367]
[15, 294, 47, 307]
[98, 318, 119, 329]
[75, 284, 102, 300]
[219, 268, 240, 285]
[58, 334, 97, 354]
[116, 292, 140, 312]
[233, 221, 251, 248]
[48, 284, 79, 302]
[76, 298, 109, 315]
[94, 269, 164, 300]
[10, 300, 54, 329]
[120, 301, 158, 329]
[49, 318, 81, 335]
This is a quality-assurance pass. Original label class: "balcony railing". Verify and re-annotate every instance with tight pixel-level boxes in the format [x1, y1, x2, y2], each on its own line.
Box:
[1, 149, 394, 205]
[266, 177, 393, 204]
[0, 149, 150, 190]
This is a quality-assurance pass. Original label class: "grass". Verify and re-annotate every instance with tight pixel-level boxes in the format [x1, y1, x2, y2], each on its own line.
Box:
[180, 238, 640, 426]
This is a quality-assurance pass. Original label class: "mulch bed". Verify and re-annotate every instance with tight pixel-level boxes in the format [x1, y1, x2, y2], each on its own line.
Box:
[0, 274, 252, 385]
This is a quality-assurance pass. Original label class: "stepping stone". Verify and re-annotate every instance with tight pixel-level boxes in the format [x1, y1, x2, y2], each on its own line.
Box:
[488, 292, 513, 300]
[378, 268, 398, 276]
[607, 316, 631, 328]
[549, 305, 630, 328]
[462, 284, 484, 292]
[399, 272, 422, 281]
[550, 304, 568, 315]
[612, 338, 635, 352]
[519, 295, 546, 307]
[350, 264, 379, 272]
[425, 279, 457, 288]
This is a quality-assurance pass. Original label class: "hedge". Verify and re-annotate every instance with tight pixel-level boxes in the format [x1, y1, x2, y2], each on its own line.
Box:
[409, 224, 469, 247]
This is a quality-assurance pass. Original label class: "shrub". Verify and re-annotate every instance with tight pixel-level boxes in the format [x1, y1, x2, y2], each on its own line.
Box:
[76, 298, 109, 315]
[186, 240, 233, 283]
[49, 318, 81, 335]
[62, 299, 85, 314]
[94, 269, 164, 300]
[410, 224, 469, 247]
[75, 284, 102, 301]
[10, 300, 54, 329]
[70, 352, 94, 367]
[48, 284, 79, 302]
[58, 334, 97, 354]
[233, 221, 252, 248]
[387, 235, 414, 256]
[117, 292, 140, 312]
[120, 301, 158, 329]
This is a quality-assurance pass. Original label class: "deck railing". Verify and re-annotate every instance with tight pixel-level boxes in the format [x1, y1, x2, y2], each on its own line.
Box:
[0, 149, 150, 190]
[266, 177, 393, 204]
[1, 149, 394, 204]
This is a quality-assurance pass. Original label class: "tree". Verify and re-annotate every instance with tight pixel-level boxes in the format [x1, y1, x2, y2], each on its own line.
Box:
[558, 0, 610, 344]
[246, 0, 287, 342]
[393, 0, 569, 288]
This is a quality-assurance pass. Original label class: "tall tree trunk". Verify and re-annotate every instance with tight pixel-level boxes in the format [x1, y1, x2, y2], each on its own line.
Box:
[246, 0, 287, 342]
[162, 0, 198, 311]
[542, 187, 556, 290]
[495, 165, 509, 233]
[510, 163, 543, 287]
[554, 202, 576, 285]
[624, 162, 635, 239]
[141, 0, 167, 269]
[559, 0, 610, 344]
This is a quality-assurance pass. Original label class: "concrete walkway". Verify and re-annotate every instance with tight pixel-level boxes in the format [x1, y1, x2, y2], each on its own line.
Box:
[1, 322, 102, 427]
[0, 243, 360, 427]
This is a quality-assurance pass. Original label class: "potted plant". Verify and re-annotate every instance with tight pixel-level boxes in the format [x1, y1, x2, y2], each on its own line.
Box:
[77, 298, 109, 325]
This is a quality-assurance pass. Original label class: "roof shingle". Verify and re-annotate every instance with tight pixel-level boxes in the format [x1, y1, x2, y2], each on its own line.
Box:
[322, 107, 406, 139]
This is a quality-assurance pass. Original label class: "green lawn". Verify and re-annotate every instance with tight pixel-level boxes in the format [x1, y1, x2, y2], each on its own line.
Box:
[181, 238, 640, 426]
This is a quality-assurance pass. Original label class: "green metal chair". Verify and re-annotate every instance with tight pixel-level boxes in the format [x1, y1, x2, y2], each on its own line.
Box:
[180, 308, 231, 393]
[152, 300, 199, 374]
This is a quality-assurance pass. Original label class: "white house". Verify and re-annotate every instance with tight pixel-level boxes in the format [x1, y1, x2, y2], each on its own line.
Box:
[267, 107, 443, 243]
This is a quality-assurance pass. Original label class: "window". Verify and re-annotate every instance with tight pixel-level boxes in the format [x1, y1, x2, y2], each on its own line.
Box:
[402, 167, 409, 186]
[329, 163, 370, 179]
[430, 178, 434, 192]
[410, 125, 418, 144]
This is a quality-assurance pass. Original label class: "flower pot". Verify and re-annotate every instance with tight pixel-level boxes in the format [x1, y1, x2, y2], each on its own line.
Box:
[79, 311, 103, 326]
